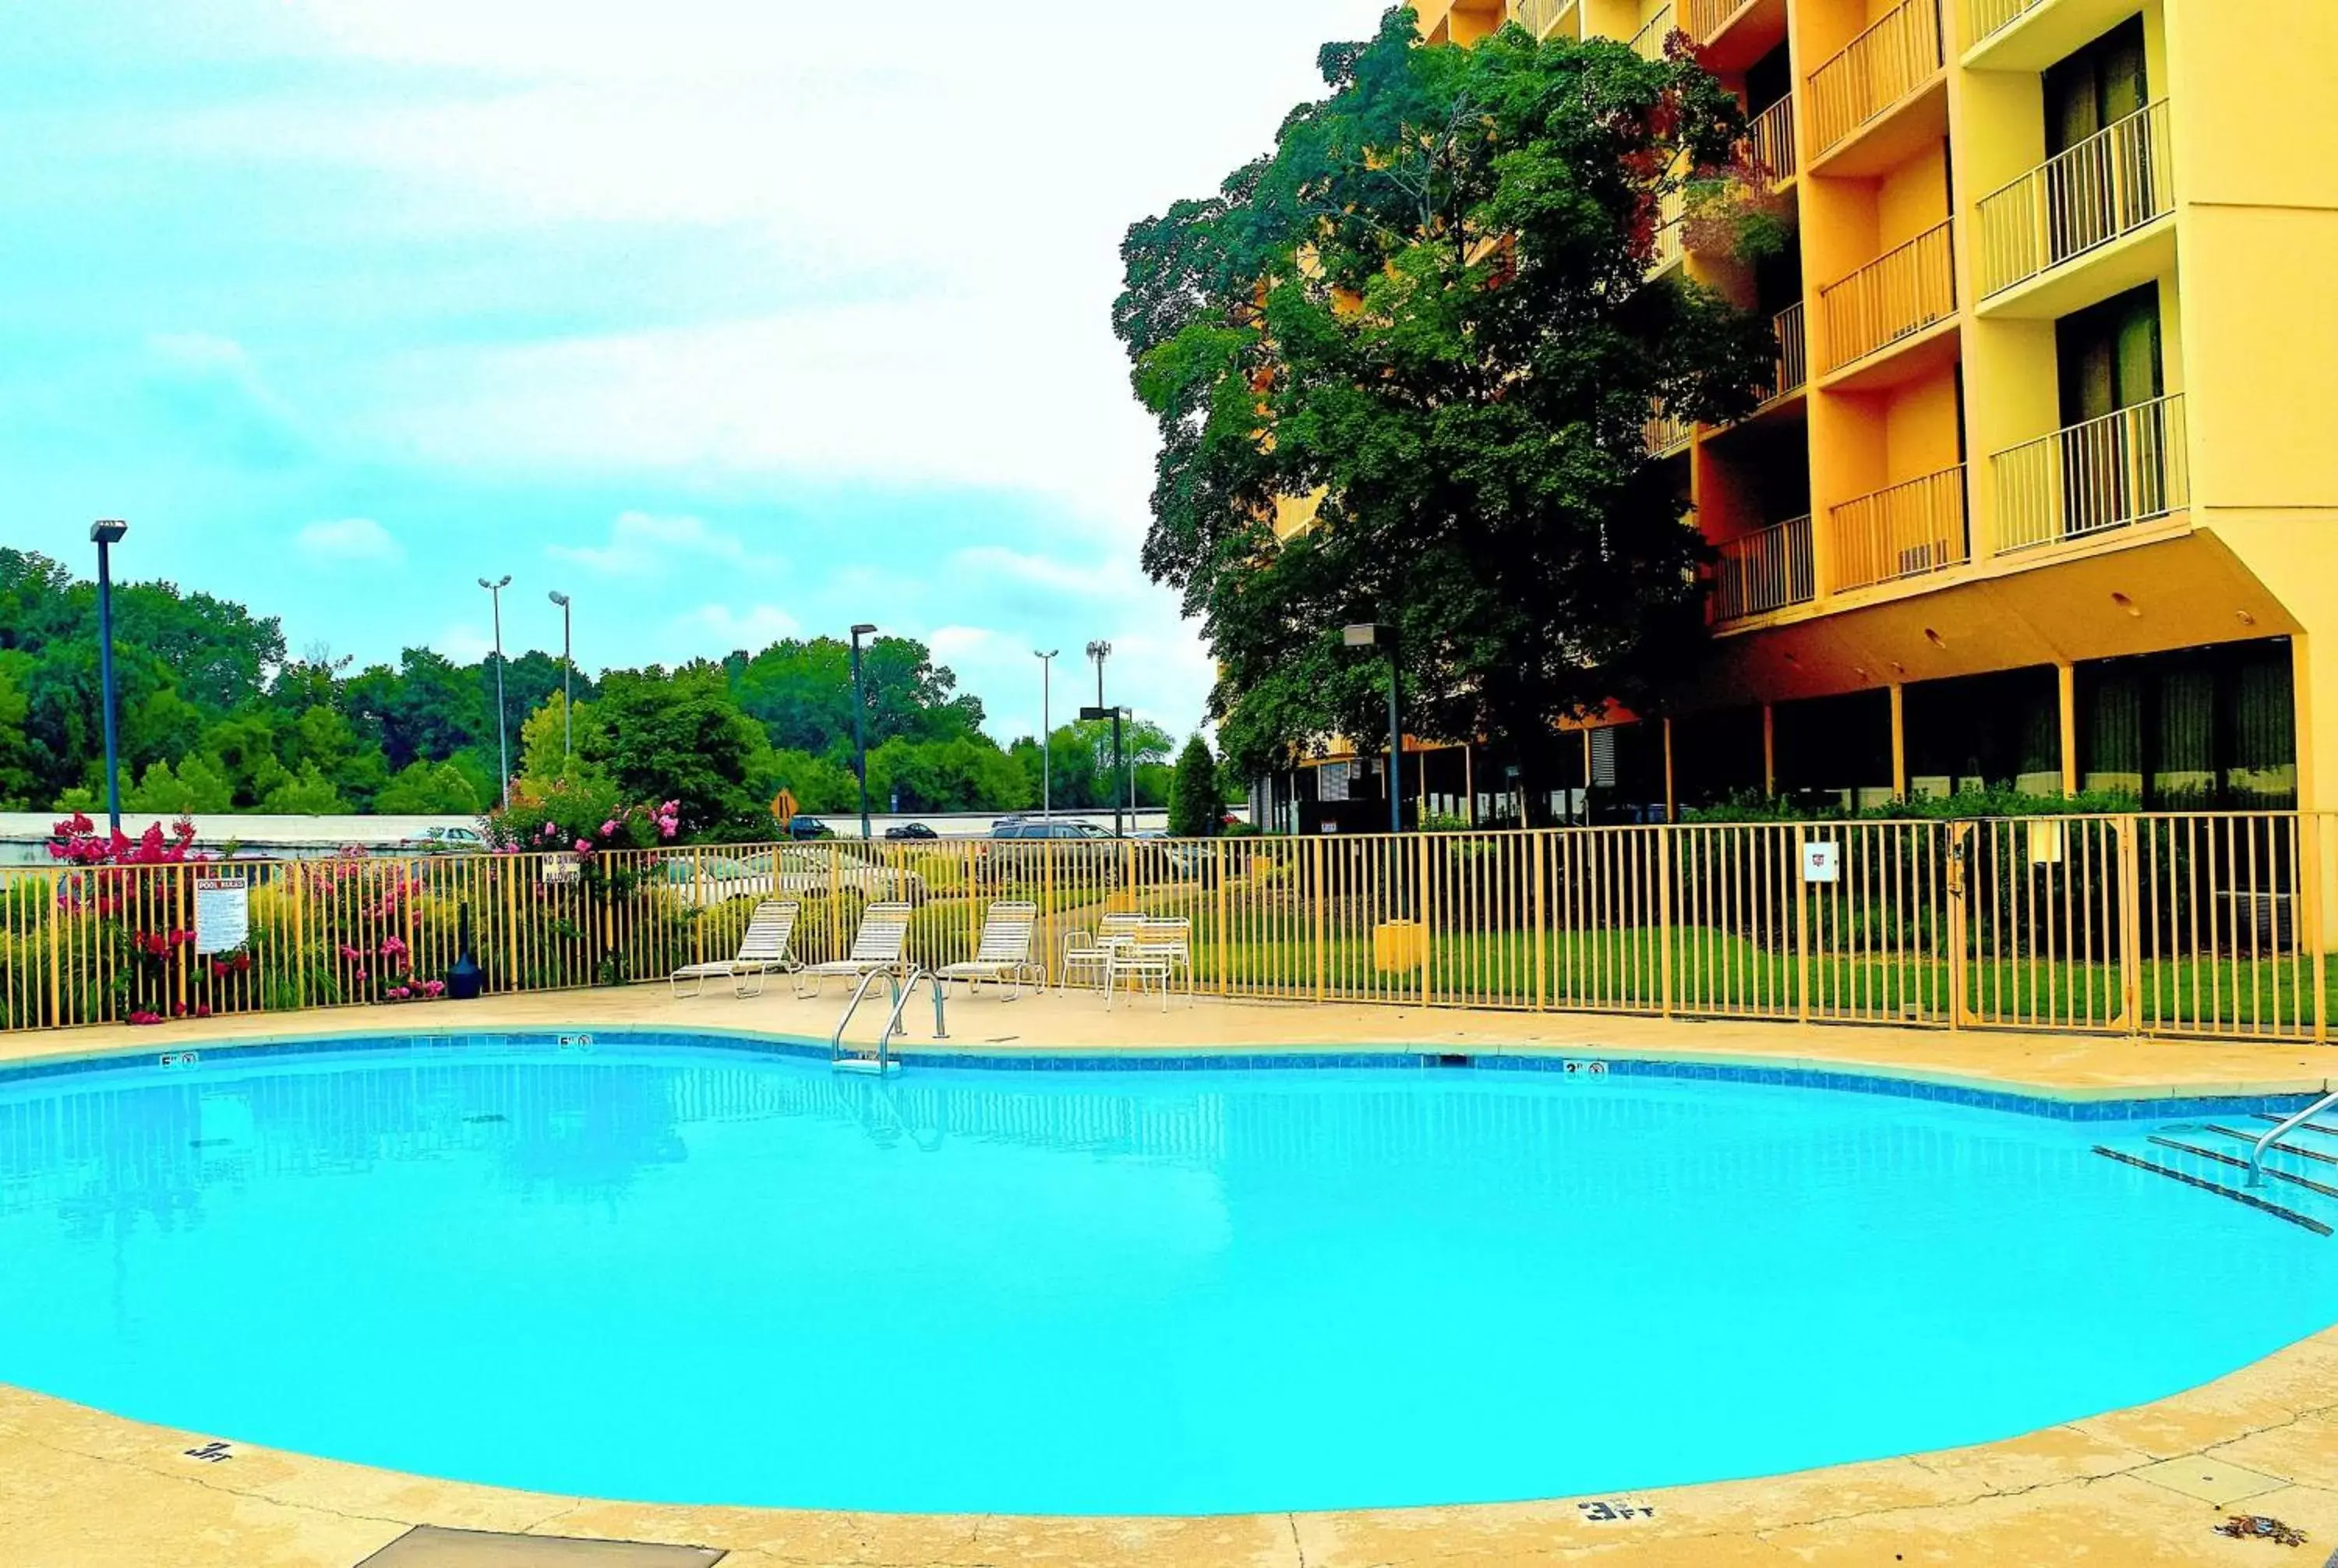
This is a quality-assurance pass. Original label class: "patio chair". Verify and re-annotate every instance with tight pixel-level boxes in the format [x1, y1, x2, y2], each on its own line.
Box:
[934, 902, 1045, 999]
[1105, 916, 1194, 1012]
[1061, 912, 1148, 995]
[669, 901, 800, 999]
[791, 901, 914, 998]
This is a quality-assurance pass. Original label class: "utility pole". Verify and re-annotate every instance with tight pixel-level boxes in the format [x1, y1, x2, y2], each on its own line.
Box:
[90, 521, 129, 834]
[478, 575, 512, 807]
[1086, 640, 1116, 835]
[850, 623, 878, 841]
[548, 591, 573, 761]
[1034, 648, 1058, 821]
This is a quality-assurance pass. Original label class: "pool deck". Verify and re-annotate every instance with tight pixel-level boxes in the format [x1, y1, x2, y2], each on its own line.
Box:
[5, 988, 2338, 1566]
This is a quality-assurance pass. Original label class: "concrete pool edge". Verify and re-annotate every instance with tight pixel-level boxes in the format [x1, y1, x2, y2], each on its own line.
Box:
[1, 1016, 2330, 1123]
[7, 994, 2338, 1563]
[6, 1319, 2338, 1566]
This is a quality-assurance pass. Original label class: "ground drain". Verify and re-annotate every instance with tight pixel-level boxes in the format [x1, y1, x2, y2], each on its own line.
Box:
[355, 1525, 723, 1566]
[462, 1114, 509, 1125]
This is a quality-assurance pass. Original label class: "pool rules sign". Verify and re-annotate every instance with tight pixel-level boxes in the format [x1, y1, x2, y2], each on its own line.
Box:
[193, 874, 250, 955]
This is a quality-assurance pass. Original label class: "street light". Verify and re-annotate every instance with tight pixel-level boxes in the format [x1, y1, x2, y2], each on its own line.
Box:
[90, 521, 129, 834]
[479, 575, 512, 808]
[1085, 641, 1118, 837]
[1344, 623, 1404, 837]
[547, 591, 573, 761]
[849, 623, 878, 841]
[1079, 704, 1128, 839]
[1033, 648, 1059, 822]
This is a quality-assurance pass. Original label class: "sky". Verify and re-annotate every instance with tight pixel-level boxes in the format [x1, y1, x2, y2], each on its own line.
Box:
[0, 0, 1380, 743]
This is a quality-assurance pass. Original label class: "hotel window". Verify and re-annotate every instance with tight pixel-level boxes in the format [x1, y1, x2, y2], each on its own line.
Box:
[2077, 639, 2296, 808]
[2043, 17, 2147, 158]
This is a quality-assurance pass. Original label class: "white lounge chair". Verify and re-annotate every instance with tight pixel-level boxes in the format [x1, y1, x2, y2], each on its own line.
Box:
[1061, 912, 1148, 994]
[792, 901, 914, 998]
[1106, 916, 1194, 1012]
[669, 900, 800, 998]
[935, 901, 1044, 998]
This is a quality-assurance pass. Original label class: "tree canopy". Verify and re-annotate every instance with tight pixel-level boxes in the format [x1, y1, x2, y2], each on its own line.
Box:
[0, 546, 1188, 828]
[1114, 8, 1775, 814]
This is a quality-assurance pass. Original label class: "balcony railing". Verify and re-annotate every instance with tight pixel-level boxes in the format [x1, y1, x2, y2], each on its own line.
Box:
[1508, 0, 1584, 40]
[1645, 404, 1695, 457]
[1819, 220, 1955, 371]
[1649, 184, 1686, 274]
[1965, 0, 2045, 48]
[1994, 394, 2188, 553]
[1976, 101, 2174, 298]
[1809, 0, 1944, 157]
[1712, 516, 1815, 623]
[1762, 301, 1808, 404]
[1743, 96, 1798, 186]
[1831, 465, 1968, 591]
[1629, 3, 1678, 61]
[1682, 0, 1748, 41]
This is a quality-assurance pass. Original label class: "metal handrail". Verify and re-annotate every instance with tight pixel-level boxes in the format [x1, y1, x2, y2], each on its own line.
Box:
[830, 966, 948, 1073]
[2250, 1089, 2338, 1188]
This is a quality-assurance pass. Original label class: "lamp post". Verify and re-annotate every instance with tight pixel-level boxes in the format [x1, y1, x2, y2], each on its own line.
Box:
[1344, 623, 1403, 837]
[478, 575, 512, 808]
[1079, 705, 1128, 840]
[849, 623, 878, 841]
[547, 591, 573, 761]
[1085, 640, 1117, 836]
[1033, 648, 1058, 822]
[90, 521, 129, 835]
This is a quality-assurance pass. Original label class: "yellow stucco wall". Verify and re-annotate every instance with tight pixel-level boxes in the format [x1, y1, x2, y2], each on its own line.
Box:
[1424, 0, 2338, 805]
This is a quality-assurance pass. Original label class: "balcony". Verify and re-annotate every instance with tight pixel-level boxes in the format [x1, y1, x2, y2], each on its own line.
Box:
[1760, 301, 1807, 405]
[1965, 0, 2043, 50]
[1649, 184, 1686, 274]
[1819, 220, 1956, 373]
[1976, 101, 2173, 300]
[1712, 516, 1815, 623]
[1831, 465, 1968, 591]
[1629, 2, 1678, 61]
[1808, 0, 1944, 159]
[1508, 0, 1584, 40]
[1645, 404, 1695, 457]
[1743, 95, 1797, 186]
[1994, 394, 2188, 554]
[1682, 0, 1745, 41]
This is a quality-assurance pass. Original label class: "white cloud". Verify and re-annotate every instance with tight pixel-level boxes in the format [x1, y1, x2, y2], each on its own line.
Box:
[547, 510, 775, 577]
[295, 516, 402, 566]
[434, 621, 494, 663]
[672, 602, 800, 655]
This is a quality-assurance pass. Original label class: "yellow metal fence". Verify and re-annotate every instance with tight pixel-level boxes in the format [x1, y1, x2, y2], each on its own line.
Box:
[9, 814, 2330, 1044]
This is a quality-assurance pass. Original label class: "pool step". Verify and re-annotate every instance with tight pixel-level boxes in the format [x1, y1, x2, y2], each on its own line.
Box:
[2091, 1146, 2335, 1237]
[2142, 1135, 2338, 1202]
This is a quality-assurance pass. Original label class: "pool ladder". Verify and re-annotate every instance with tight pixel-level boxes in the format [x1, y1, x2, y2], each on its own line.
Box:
[2249, 1086, 2338, 1188]
[831, 968, 947, 1075]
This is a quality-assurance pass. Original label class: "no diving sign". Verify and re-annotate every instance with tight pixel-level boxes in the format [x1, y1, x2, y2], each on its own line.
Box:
[1802, 841, 1841, 885]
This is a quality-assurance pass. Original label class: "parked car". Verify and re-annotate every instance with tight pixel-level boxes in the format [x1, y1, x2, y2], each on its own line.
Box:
[406, 825, 486, 853]
[663, 846, 926, 906]
[980, 818, 1124, 883]
[885, 822, 938, 841]
[786, 816, 834, 841]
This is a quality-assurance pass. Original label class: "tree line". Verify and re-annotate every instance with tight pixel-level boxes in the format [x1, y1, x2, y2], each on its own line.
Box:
[0, 547, 1226, 835]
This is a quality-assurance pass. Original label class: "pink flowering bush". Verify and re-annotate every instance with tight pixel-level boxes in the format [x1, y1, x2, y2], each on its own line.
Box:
[482, 777, 683, 857]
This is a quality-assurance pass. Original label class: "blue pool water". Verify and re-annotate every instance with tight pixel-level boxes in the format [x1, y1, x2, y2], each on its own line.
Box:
[0, 1037, 2333, 1516]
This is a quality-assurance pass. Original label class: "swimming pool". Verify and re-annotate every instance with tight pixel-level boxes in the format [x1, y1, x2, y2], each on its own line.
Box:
[0, 1033, 2332, 1516]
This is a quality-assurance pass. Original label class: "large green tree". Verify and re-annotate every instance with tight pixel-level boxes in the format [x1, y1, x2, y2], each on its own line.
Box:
[1115, 9, 1774, 818]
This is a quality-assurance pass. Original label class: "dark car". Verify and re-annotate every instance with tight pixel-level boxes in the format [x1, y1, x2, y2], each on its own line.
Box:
[885, 822, 938, 841]
[983, 817, 1122, 883]
[786, 816, 834, 841]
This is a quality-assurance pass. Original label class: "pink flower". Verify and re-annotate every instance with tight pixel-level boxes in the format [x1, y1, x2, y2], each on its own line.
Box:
[192, 1004, 212, 1019]
[382, 936, 409, 956]
[543, 821, 557, 836]
[601, 820, 619, 837]
[128, 1010, 163, 1026]
[574, 838, 592, 854]
[351, 968, 368, 984]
